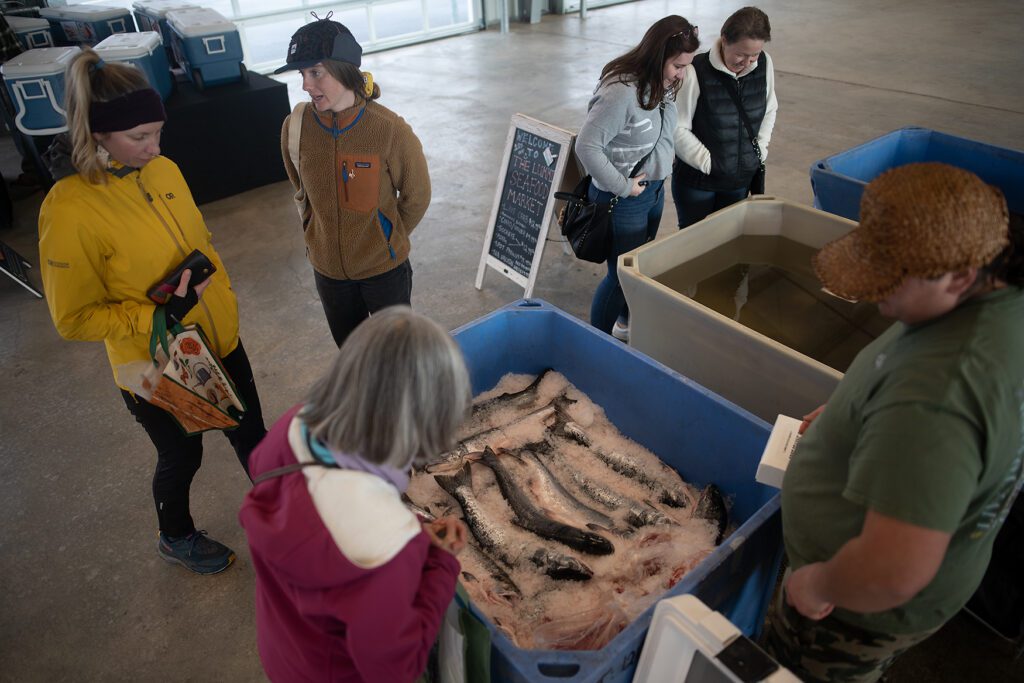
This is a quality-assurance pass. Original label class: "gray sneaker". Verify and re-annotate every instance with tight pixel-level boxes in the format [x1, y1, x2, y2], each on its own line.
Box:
[157, 530, 236, 575]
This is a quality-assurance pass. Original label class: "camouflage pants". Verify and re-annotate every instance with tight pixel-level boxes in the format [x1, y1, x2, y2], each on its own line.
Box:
[762, 581, 939, 682]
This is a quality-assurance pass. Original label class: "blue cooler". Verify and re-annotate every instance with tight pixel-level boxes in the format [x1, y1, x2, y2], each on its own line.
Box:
[810, 127, 1024, 221]
[450, 300, 783, 683]
[1, 46, 81, 136]
[94, 32, 172, 100]
[166, 8, 245, 91]
[40, 5, 136, 46]
[5, 15, 55, 50]
[131, 1, 199, 67]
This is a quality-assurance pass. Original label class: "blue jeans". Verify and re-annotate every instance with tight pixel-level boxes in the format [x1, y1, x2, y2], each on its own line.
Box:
[671, 175, 749, 229]
[589, 179, 665, 334]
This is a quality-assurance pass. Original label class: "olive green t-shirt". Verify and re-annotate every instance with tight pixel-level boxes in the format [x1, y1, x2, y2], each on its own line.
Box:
[782, 287, 1024, 634]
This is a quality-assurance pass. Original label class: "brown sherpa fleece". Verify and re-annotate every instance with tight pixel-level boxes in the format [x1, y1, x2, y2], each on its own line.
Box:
[281, 100, 430, 281]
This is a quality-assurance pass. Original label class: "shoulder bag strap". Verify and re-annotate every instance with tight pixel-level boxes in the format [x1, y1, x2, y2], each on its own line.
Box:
[287, 102, 306, 173]
[712, 70, 763, 165]
[628, 101, 666, 178]
[253, 460, 332, 485]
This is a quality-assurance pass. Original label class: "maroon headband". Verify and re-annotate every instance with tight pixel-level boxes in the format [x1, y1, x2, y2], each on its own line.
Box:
[89, 89, 166, 133]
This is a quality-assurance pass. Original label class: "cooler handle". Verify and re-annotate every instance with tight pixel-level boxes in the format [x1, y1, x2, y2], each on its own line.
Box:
[12, 79, 69, 136]
[28, 31, 54, 48]
[203, 36, 226, 55]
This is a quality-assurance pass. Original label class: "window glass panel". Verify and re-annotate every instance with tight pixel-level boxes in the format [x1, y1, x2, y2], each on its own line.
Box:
[199, 0, 235, 18]
[426, 0, 470, 27]
[242, 17, 304, 66]
[330, 8, 370, 44]
[234, 0, 301, 16]
[372, 0, 424, 40]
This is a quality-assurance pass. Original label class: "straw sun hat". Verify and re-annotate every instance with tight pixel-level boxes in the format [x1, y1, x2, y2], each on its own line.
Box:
[813, 162, 1009, 302]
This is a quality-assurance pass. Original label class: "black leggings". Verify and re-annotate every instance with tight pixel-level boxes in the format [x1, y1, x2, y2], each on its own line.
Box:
[121, 340, 266, 537]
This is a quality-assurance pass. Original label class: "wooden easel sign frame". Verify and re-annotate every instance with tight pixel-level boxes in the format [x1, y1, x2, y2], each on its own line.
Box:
[475, 113, 574, 298]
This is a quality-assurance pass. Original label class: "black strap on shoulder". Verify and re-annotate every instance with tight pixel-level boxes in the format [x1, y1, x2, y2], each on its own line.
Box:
[629, 101, 666, 178]
[711, 70, 763, 165]
[253, 461, 332, 485]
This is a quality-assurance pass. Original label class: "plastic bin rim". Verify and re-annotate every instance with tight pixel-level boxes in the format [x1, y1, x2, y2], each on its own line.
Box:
[616, 203, 849, 382]
[451, 298, 771, 424]
[623, 264, 843, 381]
[811, 126, 1024, 175]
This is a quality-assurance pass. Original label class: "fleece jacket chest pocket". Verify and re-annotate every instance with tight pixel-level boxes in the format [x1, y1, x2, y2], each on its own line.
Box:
[336, 153, 381, 214]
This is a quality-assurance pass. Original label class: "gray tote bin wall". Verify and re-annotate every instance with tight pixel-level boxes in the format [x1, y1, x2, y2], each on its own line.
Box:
[619, 196, 858, 423]
[450, 299, 782, 683]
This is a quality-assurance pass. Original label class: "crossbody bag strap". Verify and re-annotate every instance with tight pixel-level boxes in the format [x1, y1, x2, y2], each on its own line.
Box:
[628, 101, 666, 178]
[712, 70, 763, 164]
[253, 460, 332, 485]
[287, 102, 305, 173]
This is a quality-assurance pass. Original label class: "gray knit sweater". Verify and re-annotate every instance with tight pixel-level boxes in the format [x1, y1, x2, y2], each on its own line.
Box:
[575, 79, 677, 197]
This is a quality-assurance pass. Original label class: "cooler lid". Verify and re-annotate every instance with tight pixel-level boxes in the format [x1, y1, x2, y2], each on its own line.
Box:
[40, 6, 132, 21]
[166, 8, 235, 37]
[1, 46, 81, 77]
[5, 16, 51, 32]
[94, 31, 163, 57]
[132, 1, 200, 18]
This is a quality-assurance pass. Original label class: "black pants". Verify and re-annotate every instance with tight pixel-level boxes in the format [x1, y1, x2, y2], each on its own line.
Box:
[313, 259, 413, 347]
[121, 340, 266, 538]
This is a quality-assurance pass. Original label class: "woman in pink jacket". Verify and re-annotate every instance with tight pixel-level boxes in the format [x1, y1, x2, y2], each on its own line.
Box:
[240, 307, 471, 682]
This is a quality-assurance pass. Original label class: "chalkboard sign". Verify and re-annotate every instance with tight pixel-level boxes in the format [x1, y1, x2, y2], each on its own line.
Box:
[476, 114, 575, 297]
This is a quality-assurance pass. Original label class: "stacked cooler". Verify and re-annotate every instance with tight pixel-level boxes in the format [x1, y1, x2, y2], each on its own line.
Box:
[94, 32, 173, 100]
[165, 8, 245, 91]
[39, 5, 136, 46]
[5, 15, 55, 50]
[0, 46, 81, 136]
[131, 1, 199, 68]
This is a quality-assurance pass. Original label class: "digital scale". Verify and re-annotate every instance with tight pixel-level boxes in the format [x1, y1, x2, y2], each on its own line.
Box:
[633, 595, 799, 683]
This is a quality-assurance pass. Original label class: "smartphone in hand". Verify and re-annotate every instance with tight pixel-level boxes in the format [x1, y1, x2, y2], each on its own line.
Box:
[147, 250, 216, 304]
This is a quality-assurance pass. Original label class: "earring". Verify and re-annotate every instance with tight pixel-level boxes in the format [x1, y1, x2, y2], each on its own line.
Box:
[96, 143, 110, 167]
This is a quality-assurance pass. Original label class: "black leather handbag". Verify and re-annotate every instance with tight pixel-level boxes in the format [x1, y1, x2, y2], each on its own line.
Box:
[554, 175, 617, 263]
[555, 105, 664, 263]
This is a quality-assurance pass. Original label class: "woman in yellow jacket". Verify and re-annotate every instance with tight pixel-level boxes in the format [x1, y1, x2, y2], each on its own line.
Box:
[38, 49, 266, 575]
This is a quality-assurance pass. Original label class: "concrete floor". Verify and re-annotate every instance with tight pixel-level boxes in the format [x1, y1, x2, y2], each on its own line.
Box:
[2, 0, 1023, 680]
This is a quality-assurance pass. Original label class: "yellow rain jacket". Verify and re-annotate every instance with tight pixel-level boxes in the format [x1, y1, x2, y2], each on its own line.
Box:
[39, 156, 240, 390]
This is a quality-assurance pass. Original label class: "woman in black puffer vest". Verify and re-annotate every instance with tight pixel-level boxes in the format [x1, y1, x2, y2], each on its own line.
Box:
[671, 6, 778, 228]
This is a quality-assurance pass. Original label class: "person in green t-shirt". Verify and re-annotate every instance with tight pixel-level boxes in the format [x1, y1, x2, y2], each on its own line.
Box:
[764, 163, 1024, 683]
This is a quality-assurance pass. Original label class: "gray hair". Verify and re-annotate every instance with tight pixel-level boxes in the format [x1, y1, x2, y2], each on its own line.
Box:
[303, 306, 471, 469]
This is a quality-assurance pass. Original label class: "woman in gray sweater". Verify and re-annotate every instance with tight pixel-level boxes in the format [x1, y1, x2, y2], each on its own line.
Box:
[576, 16, 700, 339]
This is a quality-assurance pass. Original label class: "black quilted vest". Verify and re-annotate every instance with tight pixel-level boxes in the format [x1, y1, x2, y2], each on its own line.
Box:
[675, 51, 768, 192]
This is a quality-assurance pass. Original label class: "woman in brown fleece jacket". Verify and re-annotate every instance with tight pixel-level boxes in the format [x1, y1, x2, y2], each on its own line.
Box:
[277, 15, 431, 346]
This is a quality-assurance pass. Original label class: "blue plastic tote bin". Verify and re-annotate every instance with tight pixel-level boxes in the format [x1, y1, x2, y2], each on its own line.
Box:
[131, 0, 199, 67]
[5, 15, 55, 50]
[94, 32, 172, 100]
[810, 127, 1024, 220]
[450, 300, 783, 683]
[39, 5, 136, 46]
[166, 8, 245, 91]
[1, 46, 80, 136]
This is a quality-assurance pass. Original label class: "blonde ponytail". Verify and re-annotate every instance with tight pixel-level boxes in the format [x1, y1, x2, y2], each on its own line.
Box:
[64, 48, 151, 184]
